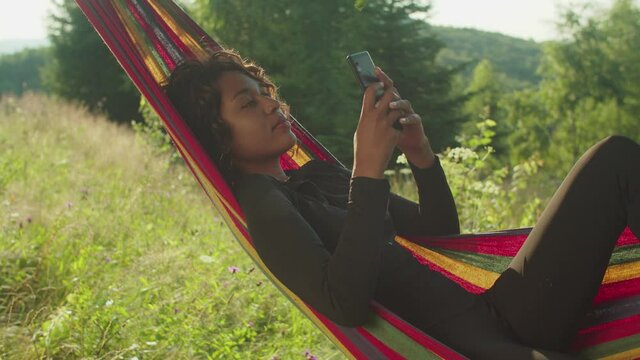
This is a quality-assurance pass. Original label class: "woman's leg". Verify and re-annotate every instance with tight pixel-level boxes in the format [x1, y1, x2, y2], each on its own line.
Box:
[483, 135, 640, 351]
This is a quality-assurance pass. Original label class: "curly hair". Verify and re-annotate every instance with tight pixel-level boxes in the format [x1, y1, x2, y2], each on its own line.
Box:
[163, 48, 296, 187]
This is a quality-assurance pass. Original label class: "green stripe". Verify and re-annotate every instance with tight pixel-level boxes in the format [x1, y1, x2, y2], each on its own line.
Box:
[429, 244, 640, 273]
[577, 332, 640, 358]
[431, 248, 511, 273]
[610, 244, 640, 265]
[363, 316, 442, 359]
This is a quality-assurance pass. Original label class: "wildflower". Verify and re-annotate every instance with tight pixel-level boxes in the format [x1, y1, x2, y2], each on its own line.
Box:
[270, 356, 279, 360]
[395, 153, 408, 165]
[66, 201, 73, 209]
[303, 349, 318, 359]
[105, 299, 114, 307]
[228, 266, 240, 274]
[247, 321, 254, 327]
[26, 216, 32, 223]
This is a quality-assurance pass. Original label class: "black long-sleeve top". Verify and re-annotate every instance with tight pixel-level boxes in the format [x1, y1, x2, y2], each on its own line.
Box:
[232, 156, 477, 330]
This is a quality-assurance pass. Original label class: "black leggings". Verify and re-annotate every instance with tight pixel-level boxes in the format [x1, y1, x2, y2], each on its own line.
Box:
[427, 135, 640, 360]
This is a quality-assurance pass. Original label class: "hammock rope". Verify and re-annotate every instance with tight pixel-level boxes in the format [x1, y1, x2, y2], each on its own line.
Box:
[75, 1, 640, 358]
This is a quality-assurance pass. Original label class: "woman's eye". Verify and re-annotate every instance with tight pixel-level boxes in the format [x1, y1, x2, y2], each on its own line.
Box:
[241, 99, 256, 108]
[240, 90, 271, 109]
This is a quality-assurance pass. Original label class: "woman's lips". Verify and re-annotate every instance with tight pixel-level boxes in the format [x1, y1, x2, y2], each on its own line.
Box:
[273, 119, 291, 130]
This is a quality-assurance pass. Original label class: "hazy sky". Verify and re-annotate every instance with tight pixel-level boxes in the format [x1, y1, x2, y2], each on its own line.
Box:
[0, 0, 622, 42]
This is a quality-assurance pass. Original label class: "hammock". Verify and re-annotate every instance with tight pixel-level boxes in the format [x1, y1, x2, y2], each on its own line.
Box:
[75, 1, 640, 358]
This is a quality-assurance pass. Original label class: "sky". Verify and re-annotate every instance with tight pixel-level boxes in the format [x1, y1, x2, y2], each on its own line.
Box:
[0, 0, 624, 43]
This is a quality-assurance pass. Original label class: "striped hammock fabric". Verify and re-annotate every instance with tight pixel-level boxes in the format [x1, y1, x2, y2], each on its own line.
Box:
[75, 1, 640, 358]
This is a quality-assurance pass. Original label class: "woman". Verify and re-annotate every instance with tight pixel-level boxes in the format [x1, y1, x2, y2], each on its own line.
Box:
[164, 48, 640, 359]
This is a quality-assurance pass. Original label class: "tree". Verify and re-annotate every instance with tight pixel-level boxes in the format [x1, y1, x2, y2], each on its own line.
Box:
[0, 47, 51, 96]
[42, 0, 142, 124]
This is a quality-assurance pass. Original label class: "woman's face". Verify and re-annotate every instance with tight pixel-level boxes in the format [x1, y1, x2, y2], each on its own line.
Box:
[217, 71, 297, 166]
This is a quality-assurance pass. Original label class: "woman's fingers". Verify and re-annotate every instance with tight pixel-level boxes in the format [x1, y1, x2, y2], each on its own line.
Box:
[389, 99, 414, 114]
[374, 85, 399, 110]
[375, 66, 393, 88]
[362, 81, 384, 112]
[398, 113, 421, 125]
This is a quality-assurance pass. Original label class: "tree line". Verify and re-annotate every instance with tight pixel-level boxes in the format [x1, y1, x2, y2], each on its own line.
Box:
[1, 0, 638, 175]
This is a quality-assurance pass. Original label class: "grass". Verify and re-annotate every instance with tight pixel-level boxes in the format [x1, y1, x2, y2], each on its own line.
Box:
[0, 92, 343, 359]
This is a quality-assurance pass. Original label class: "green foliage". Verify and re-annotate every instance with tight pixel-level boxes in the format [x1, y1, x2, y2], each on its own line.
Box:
[132, 97, 183, 166]
[496, 0, 640, 179]
[42, 0, 142, 124]
[0, 47, 51, 95]
[390, 117, 546, 233]
[191, 0, 465, 167]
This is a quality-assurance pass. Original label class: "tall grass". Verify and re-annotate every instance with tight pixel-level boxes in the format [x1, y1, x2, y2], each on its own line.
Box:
[0, 92, 341, 359]
[1, 93, 553, 359]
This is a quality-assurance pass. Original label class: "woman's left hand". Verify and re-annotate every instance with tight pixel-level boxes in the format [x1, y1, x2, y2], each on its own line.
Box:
[375, 67, 434, 162]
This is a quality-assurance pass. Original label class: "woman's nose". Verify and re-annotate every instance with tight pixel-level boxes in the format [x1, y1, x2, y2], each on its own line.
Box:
[262, 95, 280, 113]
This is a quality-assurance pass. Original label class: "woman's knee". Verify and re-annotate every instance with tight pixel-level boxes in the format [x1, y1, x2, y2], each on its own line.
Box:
[597, 135, 638, 152]
[590, 135, 639, 162]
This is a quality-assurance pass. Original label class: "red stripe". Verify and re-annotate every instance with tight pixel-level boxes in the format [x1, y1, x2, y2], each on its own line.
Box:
[358, 328, 406, 359]
[306, 308, 370, 359]
[163, 0, 221, 53]
[422, 235, 526, 257]
[418, 226, 637, 257]
[372, 302, 468, 359]
[279, 154, 301, 171]
[593, 276, 640, 306]
[140, 0, 195, 62]
[125, 0, 176, 68]
[291, 121, 336, 163]
[616, 226, 640, 246]
[570, 314, 640, 350]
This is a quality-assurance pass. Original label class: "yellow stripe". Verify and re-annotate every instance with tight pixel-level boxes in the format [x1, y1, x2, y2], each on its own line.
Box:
[603, 261, 640, 284]
[112, 0, 168, 85]
[600, 347, 640, 360]
[289, 143, 313, 165]
[395, 236, 500, 289]
[147, 0, 211, 62]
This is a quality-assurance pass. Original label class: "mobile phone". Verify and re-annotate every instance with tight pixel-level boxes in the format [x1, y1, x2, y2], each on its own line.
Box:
[346, 51, 384, 100]
[346, 51, 402, 130]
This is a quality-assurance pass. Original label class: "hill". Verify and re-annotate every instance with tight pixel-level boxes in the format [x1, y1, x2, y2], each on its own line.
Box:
[0, 38, 49, 55]
[431, 25, 544, 90]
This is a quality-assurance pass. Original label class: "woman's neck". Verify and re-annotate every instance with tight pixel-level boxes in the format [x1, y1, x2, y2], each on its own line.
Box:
[234, 157, 289, 182]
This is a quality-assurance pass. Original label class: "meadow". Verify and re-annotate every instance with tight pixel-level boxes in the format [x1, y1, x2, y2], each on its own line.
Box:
[1, 92, 552, 359]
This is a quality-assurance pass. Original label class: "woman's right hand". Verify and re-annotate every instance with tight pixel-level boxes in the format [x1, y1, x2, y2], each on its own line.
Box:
[352, 80, 403, 179]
